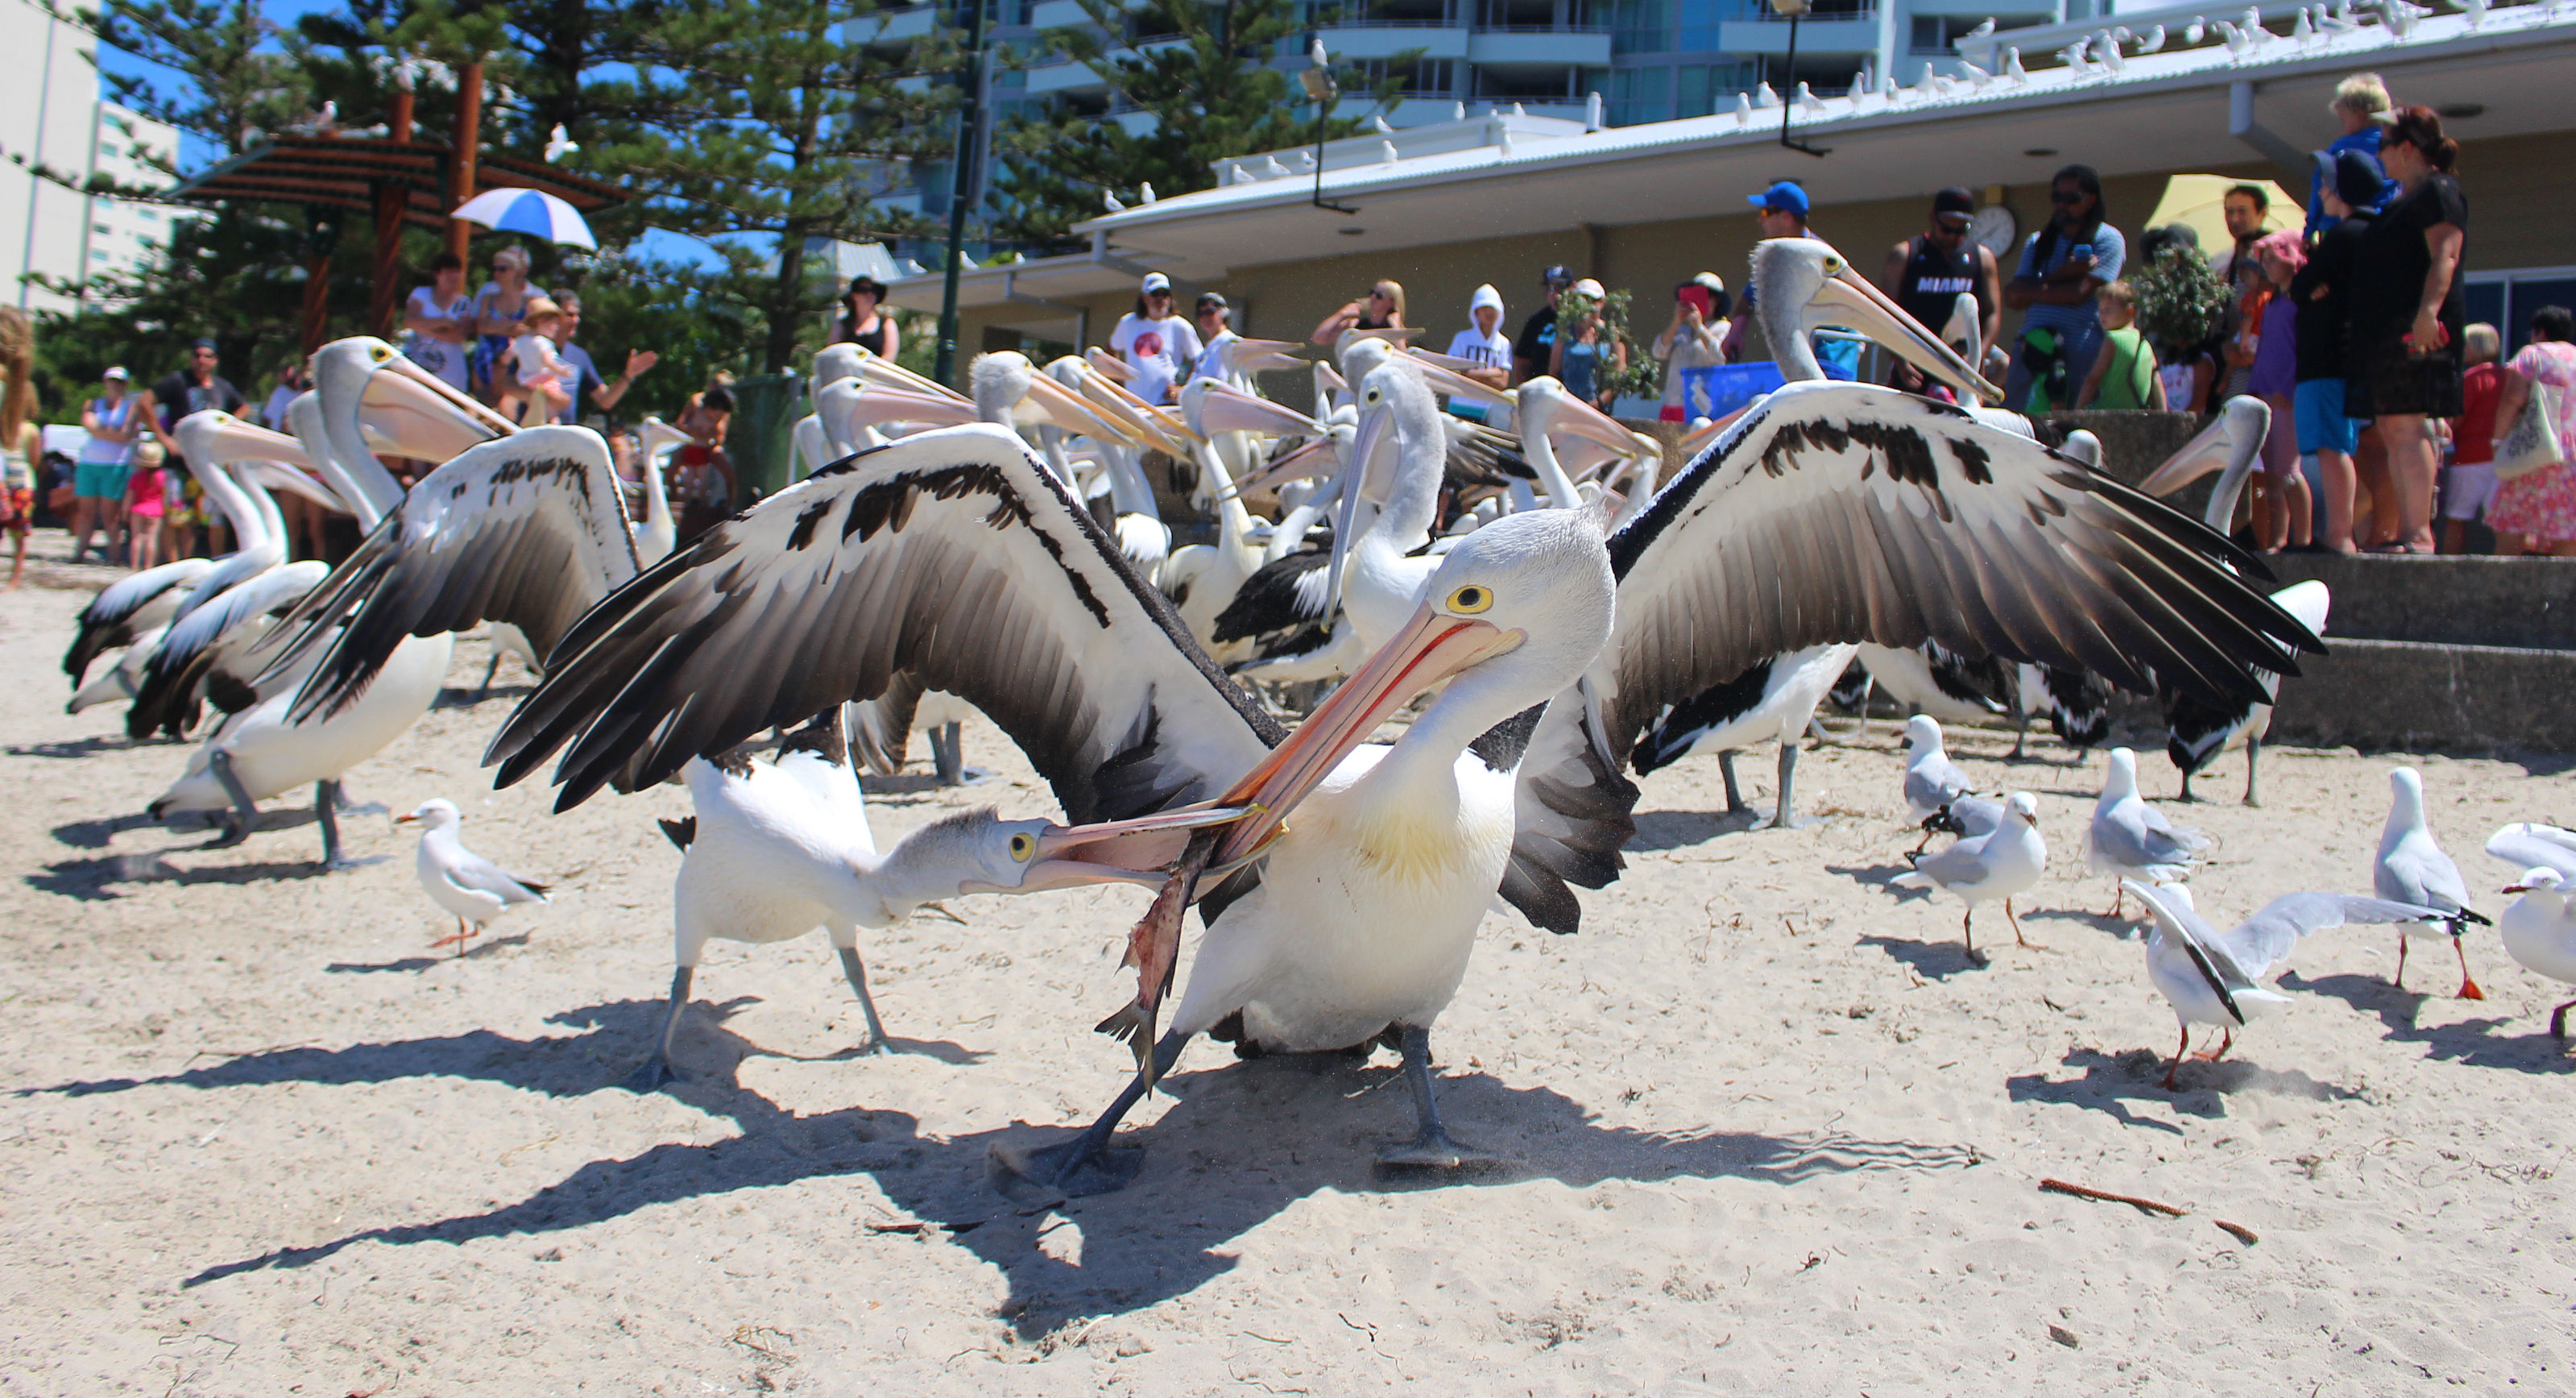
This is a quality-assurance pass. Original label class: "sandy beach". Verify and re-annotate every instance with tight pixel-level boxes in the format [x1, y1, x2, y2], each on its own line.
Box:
[4, 561, 2572, 1396]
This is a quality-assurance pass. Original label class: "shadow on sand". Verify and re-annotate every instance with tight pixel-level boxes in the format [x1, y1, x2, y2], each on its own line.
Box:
[2007, 1045, 2363, 1135]
[2282, 971, 2575, 1074]
[26, 998, 1978, 1334]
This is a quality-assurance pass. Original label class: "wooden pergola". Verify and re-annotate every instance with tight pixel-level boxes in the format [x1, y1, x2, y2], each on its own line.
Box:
[170, 69, 629, 351]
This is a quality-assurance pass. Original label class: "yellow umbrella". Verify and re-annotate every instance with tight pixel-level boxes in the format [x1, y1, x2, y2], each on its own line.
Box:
[2146, 174, 2305, 256]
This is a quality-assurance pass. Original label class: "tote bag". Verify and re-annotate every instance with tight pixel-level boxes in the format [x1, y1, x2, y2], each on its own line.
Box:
[2492, 380, 2565, 482]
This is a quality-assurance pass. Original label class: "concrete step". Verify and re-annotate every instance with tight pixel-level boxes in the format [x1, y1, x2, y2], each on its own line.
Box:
[2269, 637, 2576, 754]
[2260, 554, 2576, 652]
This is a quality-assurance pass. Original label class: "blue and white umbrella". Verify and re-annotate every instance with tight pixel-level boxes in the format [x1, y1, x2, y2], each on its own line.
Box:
[450, 188, 598, 250]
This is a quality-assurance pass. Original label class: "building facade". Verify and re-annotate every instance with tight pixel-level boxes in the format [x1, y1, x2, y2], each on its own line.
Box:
[2, 0, 188, 313]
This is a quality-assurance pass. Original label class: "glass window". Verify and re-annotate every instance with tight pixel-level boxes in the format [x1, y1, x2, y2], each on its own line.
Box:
[1608, 0, 1669, 54]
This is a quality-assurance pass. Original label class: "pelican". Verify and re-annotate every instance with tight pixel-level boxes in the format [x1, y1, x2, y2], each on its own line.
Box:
[1160, 376, 1322, 658]
[1629, 644, 1857, 828]
[485, 351, 2319, 1193]
[2128, 881, 2446, 1089]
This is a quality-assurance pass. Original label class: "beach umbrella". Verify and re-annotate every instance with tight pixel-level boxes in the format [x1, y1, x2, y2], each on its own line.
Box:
[450, 188, 598, 250]
[2145, 175, 2303, 257]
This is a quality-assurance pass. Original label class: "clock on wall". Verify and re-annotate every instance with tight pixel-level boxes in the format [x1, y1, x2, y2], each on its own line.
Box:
[1971, 205, 2018, 259]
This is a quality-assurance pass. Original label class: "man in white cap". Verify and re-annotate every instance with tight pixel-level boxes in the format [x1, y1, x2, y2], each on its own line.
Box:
[1191, 291, 1240, 386]
[1445, 284, 1513, 422]
[1110, 271, 1203, 404]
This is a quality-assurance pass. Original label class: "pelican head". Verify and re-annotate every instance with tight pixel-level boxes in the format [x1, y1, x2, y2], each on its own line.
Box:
[971, 350, 1146, 444]
[393, 798, 463, 832]
[1178, 375, 1321, 439]
[1203, 506, 1617, 865]
[311, 337, 514, 462]
[813, 342, 865, 396]
[1514, 375, 1642, 459]
[1327, 357, 1448, 615]
[1751, 239, 2001, 403]
[2137, 395, 2271, 530]
[941, 803, 1253, 897]
[814, 376, 867, 454]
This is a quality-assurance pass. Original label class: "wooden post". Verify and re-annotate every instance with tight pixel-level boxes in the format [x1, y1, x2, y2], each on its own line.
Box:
[300, 249, 333, 352]
[445, 60, 482, 262]
[368, 82, 417, 338]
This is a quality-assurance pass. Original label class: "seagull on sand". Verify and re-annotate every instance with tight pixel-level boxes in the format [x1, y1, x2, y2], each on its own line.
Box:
[2375, 767, 2491, 998]
[1903, 715, 1978, 822]
[1894, 791, 2045, 962]
[2127, 881, 2446, 1089]
[2088, 748, 2209, 919]
[2496, 869, 2576, 1039]
[395, 799, 551, 955]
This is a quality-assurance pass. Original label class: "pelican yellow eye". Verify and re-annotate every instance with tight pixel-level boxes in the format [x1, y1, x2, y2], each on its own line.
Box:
[1009, 832, 1037, 861]
[370, 346, 391, 362]
[1446, 583, 1493, 615]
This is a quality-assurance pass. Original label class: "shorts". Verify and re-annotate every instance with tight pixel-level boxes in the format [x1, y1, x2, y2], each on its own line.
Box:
[2440, 463, 2498, 521]
[2292, 378, 2363, 455]
[2347, 336, 2464, 420]
[74, 460, 130, 500]
[2, 485, 29, 534]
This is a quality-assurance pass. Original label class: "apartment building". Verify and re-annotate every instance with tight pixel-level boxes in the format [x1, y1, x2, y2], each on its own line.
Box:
[2, 0, 188, 313]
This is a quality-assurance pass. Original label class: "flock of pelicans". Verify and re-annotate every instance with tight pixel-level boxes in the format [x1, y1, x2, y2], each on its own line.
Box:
[48, 239, 2576, 1194]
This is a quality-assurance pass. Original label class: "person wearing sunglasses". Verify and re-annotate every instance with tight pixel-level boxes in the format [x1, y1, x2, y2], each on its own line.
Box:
[1880, 188, 1999, 396]
[1112, 272, 1203, 405]
[1311, 280, 1408, 349]
[2003, 164, 2124, 412]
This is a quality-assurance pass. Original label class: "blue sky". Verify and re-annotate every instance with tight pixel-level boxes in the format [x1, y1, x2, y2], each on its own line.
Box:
[96, 0, 723, 268]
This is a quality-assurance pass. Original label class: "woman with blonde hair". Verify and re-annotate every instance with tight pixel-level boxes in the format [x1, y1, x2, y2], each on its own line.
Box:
[1311, 279, 1408, 346]
[0, 306, 36, 588]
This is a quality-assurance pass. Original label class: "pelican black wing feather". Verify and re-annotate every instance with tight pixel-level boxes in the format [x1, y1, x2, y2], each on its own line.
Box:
[487, 424, 1284, 828]
[1506, 383, 2325, 931]
[255, 428, 639, 721]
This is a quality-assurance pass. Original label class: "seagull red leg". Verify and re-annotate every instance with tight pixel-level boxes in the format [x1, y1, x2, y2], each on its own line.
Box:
[2453, 939, 2485, 1000]
[2161, 1024, 2188, 1090]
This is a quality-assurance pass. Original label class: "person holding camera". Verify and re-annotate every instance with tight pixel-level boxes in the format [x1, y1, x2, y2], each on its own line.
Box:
[2004, 164, 2124, 413]
[1651, 274, 1730, 421]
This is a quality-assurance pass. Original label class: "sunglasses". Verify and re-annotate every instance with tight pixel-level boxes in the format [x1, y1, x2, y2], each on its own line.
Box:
[2050, 189, 2086, 205]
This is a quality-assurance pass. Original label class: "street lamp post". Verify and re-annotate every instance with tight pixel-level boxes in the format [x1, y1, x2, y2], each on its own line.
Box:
[1301, 38, 1359, 217]
[1773, 0, 1828, 158]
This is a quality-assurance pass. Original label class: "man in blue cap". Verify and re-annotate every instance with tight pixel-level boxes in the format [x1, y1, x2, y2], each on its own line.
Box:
[1723, 181, 1822, 366]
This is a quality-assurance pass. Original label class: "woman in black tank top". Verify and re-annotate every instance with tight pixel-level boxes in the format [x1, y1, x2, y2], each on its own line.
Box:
[835, 276, 896, 358]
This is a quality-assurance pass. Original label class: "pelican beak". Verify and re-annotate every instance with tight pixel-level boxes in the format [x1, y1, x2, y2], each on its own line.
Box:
[851, 386, 977, 430]
[1075, 376, 1201, 455]
[991, 805, 1255, 893]
[2138, 407, 2254, 496]
[1021, 371, 1147, 445]
[359, 351, 516, 458]
[1324, 400, 1402, 616]
[1545, 386, 1645, 456]
[856, 355, 964, 402]
[1205, 602, 1525, 866]
[1227, 338, 1309, 375]
[1083, 346, 1134, 384]
[1406, 355, 1501, 404]
[246, 459, 345, 512]
[1195, 382, 1323, 438]
[1807, 265, 2004, 404]
[1225, 436, 1338, 499]
[177, 412, 313, 470]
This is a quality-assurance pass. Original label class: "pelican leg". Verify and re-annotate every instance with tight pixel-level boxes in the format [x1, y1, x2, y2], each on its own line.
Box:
[2176, 766, 2197, 803]
[996, 1029, 1190, 1197]
[1717, 749, 1747, 815]
[636, 965, 694, 1090]
[1766, 739, 1812, 830]
[837, 945, 892, 1053]
[314, 780, 355, 869]
[2160, 1024, 2189, 1090]
[930, 723, 963, 786]
[1377, 1023, 1494, 1170]
[2010, 707, 2030, 761]
[2452, 938, 2485, 1001]
[204, 749, 259, 848]
[478, 649, 503, 698]
[1853, 676, 1874, 744]
[2243, 732, 2262, 807]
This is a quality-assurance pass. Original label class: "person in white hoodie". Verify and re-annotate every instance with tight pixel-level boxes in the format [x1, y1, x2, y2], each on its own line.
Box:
[1445, 284, 1514, 422]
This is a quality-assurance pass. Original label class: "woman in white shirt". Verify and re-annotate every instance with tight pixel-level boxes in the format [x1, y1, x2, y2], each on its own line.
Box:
[1109, 272, 1202, 404]
[1443, 284, 1514, 422]
[1651, 272, 1732, 422]
[402, 251, 478, 392]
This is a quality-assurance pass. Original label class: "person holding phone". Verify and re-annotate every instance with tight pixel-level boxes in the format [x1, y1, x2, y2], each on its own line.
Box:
[2347, 106, 2466, 553]
[1652, 273, 1730, 421]
[1311, 279, 1407, 349]
[2004, 164, 2123, 411]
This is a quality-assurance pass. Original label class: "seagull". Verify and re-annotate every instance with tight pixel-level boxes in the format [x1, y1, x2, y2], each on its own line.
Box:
[1960, 60, 1993, 88]
[2088, 748, 2209, 919]
[2096, 33, 2127, 72]
[2322, 2, 2362, 34]
[1794, 81, 1828, 117]
[1138, 180, 1157, 203]
[2218, 20, 2250, 53]
[2292, 6, 2315, 40]
[1379, 139, 1400, 166]
[2496, 869, 2576, 1038]
[1230, 165, 1256, 185]
[1369, 113, 1395, 135]
[1894, 791, 2045, 962]
[544, 123, 578, 163]
[2461, 0, 2486, 28]
[1754, 81, 1779, 108]
[1103, 189, 1126, 212]
[2127, 881, 2445, 1089]
[1960, 17, 1998, 42]
[396, 799, 552, 955]
[2487, 823, 2576, 882]
[2060, 41, 2094, 76]
[1903, 716, 1981, 823]
[1734, 92, 1754, 118]
[2135, 23, 2167, 52]
[2003, 46, 2028, 81]
[1847, 73, 1870, 101]
[1260, 154, 1292, 178]
[2185, 18, 2207, 44]
[2375, 766, 2492, 997]
[1310, 37, 1328, 68]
